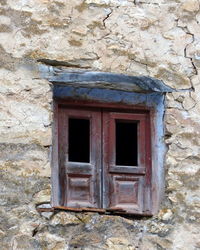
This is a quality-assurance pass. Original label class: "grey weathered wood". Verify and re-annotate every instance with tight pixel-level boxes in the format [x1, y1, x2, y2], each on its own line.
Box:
[51, 102, 60, 207]
[38, 64, 182, 93]
[109, 166, 146, 175]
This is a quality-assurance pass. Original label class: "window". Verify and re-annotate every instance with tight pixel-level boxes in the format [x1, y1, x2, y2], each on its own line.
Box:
[52, 101, 152, 215]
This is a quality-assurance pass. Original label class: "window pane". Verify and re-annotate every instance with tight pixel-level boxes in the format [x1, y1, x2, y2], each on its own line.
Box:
[116, 121, 138, 166]
[68, 118, 90, 163]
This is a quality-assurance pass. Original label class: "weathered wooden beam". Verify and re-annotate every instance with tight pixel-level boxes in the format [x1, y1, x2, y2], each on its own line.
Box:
[53, 206, 106, 213]
[38, 64, 180, 93]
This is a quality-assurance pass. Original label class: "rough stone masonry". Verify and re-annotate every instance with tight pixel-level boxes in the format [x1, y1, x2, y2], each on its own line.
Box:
[0, 0, 200, 249]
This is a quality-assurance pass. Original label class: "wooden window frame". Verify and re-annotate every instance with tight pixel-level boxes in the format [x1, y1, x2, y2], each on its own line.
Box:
[52, 99, 155, 216]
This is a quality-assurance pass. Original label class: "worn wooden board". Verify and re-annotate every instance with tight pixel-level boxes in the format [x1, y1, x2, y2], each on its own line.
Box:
[38, 65, 179, 93]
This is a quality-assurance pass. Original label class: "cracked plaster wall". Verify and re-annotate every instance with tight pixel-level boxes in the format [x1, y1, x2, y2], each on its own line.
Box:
[0, 0, 200, 249]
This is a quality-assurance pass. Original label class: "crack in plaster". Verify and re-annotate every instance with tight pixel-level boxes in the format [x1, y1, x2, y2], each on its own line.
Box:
[74, 214, 86, 223]
[176, 19, 198, 91]
[186, 92, 197, 111]
[102, 8, 113, 28]
[131, 58, 150, 75]
[32, 224, 40, 237]
[37, 59, 91, 69]
[184, 31, 198, 75]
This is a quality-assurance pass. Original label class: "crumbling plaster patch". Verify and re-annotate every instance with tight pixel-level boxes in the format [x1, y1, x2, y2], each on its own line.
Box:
[0, 0, 198, 88]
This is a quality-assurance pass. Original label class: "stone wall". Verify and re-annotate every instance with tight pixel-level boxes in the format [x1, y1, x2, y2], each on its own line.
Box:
[0, 0, 200, 249]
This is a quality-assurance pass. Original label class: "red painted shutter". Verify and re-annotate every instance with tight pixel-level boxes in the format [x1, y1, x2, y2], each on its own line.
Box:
[102, 111, 152, 214]
[56, 104, 152, 215]
[58, 106, 101, 208]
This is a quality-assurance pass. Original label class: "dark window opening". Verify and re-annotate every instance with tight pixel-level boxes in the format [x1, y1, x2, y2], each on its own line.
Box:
[116, 120, 138, 166]
[68, 118, 90, 163]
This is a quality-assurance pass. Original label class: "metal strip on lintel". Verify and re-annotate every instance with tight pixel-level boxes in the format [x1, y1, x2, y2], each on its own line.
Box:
[39, 64, 188, 93]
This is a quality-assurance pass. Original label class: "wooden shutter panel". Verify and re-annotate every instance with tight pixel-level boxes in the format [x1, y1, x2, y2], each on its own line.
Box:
[58, 106, 101, 208]
[102, 111, 152, 214]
